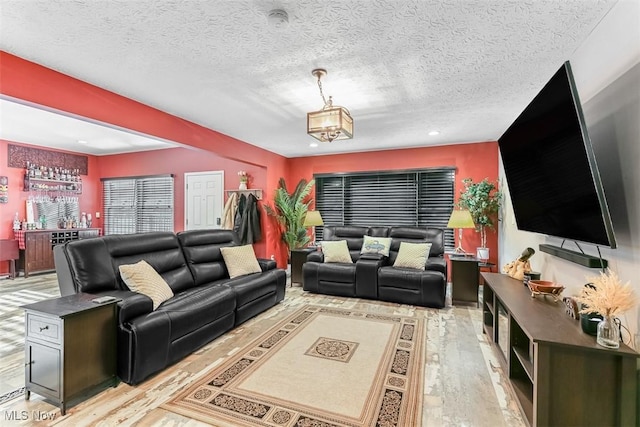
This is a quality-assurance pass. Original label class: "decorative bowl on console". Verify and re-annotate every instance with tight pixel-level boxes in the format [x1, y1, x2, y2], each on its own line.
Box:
[528, 280, 564, 302]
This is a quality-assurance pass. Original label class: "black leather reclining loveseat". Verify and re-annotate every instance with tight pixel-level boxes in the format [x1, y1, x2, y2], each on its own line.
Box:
[54, 229, 286, 385]
[302, 226, 447, 308]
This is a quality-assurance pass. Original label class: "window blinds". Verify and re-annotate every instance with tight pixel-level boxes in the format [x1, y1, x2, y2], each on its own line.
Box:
[102, 175, 174, 235]
[315, 168, 455, 250]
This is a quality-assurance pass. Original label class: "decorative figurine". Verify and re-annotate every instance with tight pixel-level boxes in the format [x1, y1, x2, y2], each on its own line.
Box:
[502, 247, 535, 281]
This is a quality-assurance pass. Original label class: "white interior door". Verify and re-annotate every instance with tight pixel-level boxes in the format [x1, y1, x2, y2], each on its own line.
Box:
[185, 171, 224, 230]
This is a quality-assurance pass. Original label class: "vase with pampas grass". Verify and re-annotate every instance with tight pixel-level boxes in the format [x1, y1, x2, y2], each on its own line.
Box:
[575, 269, 636, 349]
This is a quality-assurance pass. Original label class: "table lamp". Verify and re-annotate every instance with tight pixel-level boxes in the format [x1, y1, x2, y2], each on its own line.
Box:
[303, 210, 324, 246]
[447, 209, 475, 254]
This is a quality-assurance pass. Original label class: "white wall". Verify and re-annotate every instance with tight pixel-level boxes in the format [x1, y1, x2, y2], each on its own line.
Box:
[498, 0, 640, 349]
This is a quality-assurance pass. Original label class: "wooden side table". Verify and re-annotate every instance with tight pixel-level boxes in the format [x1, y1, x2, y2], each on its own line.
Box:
[450, 255, 480, 306]
[290, 247, 315, 285]
[22, 293, 119, 415]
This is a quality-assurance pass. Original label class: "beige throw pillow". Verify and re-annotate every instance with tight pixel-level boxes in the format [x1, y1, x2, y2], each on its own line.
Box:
[119, 260, 174, 310]
[220, 244, 262, 279]
[361, 235, 392, 256]
[322, 240, 353, 263]
[393, 242, 432, 270]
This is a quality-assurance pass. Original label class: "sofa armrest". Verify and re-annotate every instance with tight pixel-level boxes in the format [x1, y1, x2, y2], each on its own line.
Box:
[426, 256, 447, 276]
[306, 251, 324, 263]
[257, 258, 277, 272]
[359, 252, 388, 263]
[85, 289, 153, 324]
[355, 255, 386, 299]
[53, 245, 76, 296]
[115, 292, 154, 324]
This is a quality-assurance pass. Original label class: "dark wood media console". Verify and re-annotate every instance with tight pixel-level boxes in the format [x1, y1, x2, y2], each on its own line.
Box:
[481, 272, 638, 426]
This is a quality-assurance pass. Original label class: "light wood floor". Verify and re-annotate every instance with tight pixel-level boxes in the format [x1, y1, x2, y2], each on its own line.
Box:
[0, 274, 525, 426]
[0, 273, 61, 398]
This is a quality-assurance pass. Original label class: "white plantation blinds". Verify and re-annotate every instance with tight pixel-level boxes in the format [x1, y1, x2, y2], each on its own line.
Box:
[102, 175, 174, 235]
[315, 168, 455, 250]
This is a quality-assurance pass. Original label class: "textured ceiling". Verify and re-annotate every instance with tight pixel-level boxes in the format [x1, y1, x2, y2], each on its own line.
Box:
[0, 0, 619, 157]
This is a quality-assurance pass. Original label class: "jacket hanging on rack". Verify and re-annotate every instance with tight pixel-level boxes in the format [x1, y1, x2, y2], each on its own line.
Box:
[238, 193, 262, 244]
[233, 194, 246, 236]
[222, 192, 238, 230]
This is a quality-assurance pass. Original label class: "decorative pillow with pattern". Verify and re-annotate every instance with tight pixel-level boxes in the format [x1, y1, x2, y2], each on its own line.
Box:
[119, 260, 174, 310]
[393, 242, 432, 270]
[321, 240, 353, 263]
[220, 244, 262, 279]
[360, 235, 392, 256]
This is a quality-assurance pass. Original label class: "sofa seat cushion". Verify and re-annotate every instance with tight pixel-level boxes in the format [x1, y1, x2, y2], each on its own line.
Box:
[225, 271, 280, 307]
[315, 263, 357, 283]
[158, 284, 236, 340]
[378, 266, 431, 291]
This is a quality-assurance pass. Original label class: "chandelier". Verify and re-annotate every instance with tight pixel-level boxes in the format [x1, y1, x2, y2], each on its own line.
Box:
[306, 69, 353, 143]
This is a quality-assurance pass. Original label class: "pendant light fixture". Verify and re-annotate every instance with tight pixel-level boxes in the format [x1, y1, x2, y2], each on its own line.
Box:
[306, 68, 353, 143]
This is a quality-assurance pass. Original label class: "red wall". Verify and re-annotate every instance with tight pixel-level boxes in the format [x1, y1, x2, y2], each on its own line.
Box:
[286, 142, 501, 265]
[0, 51, 289, 268]
[97, 147, 270, 257]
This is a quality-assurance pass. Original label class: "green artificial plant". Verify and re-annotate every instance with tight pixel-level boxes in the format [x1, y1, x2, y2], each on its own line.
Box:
[264, 177, 315, 253]
[457, 178, 502, 248]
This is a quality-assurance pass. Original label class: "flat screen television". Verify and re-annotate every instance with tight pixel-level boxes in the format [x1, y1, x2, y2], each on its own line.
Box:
[498, 61, 616, 249]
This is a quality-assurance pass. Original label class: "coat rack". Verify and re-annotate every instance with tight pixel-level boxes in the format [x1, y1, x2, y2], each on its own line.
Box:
[225, 189, 262, 200]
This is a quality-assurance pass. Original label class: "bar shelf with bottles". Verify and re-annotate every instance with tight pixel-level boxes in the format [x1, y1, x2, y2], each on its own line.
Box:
[23, 162, 82, 194]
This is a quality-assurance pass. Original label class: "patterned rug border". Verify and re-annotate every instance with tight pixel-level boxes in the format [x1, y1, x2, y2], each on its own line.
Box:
[162, 304, 425, 427]
[0, 387, 24, 405]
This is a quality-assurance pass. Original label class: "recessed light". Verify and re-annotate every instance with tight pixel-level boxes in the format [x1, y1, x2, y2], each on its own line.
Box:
[267, 9, 289, 29]
[428, 131, 440, 136]
[309, 142, 318, 148]
[77, 139, 88, 144]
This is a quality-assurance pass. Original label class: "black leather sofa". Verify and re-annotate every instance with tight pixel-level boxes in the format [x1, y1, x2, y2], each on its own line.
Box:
[54, 229, 286, 385]
[302, 226, 447, 308]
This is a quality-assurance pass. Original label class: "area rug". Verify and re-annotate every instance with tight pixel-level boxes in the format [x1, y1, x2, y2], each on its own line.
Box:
[162, 305, 425, 426]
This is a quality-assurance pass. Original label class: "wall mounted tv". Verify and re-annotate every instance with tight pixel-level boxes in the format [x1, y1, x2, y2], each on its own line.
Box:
[498, 61, 616, 253]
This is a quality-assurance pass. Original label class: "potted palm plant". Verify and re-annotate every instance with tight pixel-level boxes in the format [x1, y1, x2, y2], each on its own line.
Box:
[263, 178, 315, 255]
[457, 178, 502, 260]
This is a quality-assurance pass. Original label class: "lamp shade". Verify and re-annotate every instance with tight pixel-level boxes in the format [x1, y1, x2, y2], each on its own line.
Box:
[307, 106, 353, 142]
[303, 210, 324, 227]
[447, 209, 475, 229]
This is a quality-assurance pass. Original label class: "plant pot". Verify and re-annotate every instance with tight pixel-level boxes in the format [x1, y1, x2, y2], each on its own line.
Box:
[476, 247, 489, 261]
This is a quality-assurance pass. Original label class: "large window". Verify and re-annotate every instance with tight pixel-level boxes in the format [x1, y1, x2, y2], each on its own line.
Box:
[315, 168, 455, 250]
[102, 174, 174, 235]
